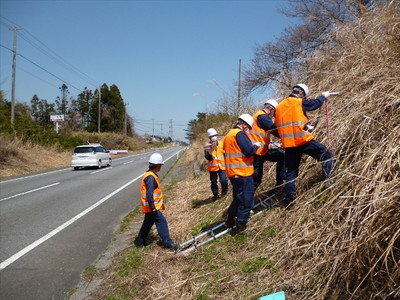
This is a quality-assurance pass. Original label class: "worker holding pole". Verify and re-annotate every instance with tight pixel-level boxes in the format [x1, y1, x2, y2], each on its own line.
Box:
[223, 114, 261, 232]
[275, 84, 335, 209]
[204, 128, 228, 200]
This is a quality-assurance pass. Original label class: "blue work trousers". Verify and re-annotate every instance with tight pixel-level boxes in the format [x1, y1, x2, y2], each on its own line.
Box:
[209, 169, 228, 196]
[253, 149, 286, 191]
[137, 210, 173, 247]
[227, 176, 255, 223]
[284, 140, 334, 203]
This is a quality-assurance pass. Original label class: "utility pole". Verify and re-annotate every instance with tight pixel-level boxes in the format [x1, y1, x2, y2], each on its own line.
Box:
[169, 119, 173, 141]
[152, 118, 155, 140]
[237, 59, 241, 117]
[10, 27, 21, 124]
[124, 103, 128, 136]
[98, 86, 101, 133]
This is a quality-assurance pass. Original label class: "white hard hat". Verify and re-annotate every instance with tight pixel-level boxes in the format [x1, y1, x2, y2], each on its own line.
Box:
[264, 99, 278, 109]
[238, 114, 254, 128]
[294, 83, 310, 97]
[207, 128, 218, 137]
[149, 153, 164, 165]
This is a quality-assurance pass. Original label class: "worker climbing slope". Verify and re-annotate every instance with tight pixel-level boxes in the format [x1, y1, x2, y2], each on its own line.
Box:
[275, 84, 335, 209]
[248, 99, 286, 191]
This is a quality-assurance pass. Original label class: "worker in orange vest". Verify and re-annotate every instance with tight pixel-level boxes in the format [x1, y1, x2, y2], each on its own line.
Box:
[223, 114, 261, 232]
[204, 128, 228, 200]
[249, 99, 286, 191]
[275, 84, 335, 209]
[135, 153, 178, 250]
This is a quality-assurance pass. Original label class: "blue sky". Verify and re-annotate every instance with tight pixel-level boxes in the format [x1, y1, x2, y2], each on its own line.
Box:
[0, 0, 295, 141]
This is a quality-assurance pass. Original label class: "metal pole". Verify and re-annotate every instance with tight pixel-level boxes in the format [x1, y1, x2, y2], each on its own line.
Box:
[98, 86, 101, 133]
[10, 27, 21, 124]
[152, 118, 155, 139]
[124, 103, 127, 136]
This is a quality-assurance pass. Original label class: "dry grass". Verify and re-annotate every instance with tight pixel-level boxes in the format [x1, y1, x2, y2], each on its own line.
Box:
[4, 4, 398, 300]
[86, 4, 399, 300]
[0, 135, 71, 178]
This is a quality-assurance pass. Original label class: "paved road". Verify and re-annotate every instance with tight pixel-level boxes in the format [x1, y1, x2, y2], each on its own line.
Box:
[0, 147, 185, 300]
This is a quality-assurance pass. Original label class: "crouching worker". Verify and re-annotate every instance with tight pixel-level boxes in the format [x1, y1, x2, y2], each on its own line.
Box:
[135, 153, 178, 250]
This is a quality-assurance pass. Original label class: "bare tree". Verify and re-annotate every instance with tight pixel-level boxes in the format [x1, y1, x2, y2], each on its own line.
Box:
[242, 0, 378, 95]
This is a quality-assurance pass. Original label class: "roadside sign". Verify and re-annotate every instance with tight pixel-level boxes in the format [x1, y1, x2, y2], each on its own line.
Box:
[50, 115, 64, 122]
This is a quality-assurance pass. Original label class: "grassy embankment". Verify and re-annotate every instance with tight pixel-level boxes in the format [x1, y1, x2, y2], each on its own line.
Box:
[2, 4, 398, 300]
[0, 131, 148, 178]
[80, 5, 399, 300]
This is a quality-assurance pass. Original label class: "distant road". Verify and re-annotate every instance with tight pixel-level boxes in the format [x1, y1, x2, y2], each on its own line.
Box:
[0, 147, 185, 300]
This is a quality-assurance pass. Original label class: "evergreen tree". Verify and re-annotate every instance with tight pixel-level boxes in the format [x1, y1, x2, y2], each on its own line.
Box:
[30, 94, 40, 121]
[55, 84, 70, 117]
[76, 88, 93, 128]
[87, 83, 126, 133]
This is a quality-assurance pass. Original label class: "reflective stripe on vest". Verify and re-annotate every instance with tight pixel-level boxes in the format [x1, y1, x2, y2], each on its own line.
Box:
[223, 128, 254, 178]
[208, 140, 226, 171]
[140, 171, 165, 213]
[248, 109, 270, 156]
[275, 96, 314, 148]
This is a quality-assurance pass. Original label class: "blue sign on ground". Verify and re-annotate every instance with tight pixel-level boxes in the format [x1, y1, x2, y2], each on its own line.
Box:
[259, 291, 285, 300]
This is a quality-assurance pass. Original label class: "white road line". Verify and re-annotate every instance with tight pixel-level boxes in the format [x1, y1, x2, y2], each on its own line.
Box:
[0, 174, 144, 271]
[0, 182, 61, 202]
[123, 160, 134, 164]
[0, 169, 69, 184]
[90, 167, 113, 174]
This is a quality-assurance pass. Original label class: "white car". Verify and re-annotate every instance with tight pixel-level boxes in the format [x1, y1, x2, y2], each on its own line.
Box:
[71, 144, 112, 170]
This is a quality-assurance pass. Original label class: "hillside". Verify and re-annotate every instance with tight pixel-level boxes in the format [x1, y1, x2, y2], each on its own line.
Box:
[2, 3, 398, 300]
[73, 4, 399, 300]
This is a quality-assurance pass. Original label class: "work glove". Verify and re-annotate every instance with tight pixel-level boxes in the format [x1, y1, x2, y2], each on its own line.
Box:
[253, 141, 263, 148]
[322, 91, 330, 98]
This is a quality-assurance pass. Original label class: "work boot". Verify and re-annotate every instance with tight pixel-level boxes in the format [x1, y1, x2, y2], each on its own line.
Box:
[212, 194, 220, 201]
[225, 215, 235, 228]
[279, 199, 295, 211]
[236, 221, 247, 232]
[165, 242, 179, 251]
[134, 236, 148, 247]
[231, 221, 248, 235]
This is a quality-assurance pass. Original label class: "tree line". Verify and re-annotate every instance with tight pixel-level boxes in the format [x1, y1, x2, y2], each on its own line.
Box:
[27, 83, 134, 135]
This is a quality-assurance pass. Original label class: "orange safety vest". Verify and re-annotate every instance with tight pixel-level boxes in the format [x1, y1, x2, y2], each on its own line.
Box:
[207, 140, 226, 171]
[223, 128, 254, 178]
[249, 109, 271, 156]
[140, 171, 165, 213]
[275, 96, 314, 148]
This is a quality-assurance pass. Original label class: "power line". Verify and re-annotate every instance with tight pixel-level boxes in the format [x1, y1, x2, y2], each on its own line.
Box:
[1, 16, 100, 88]
[19, 66, 60, 90]
[1, 44, 82, 92]
[18, 30, 101, 88]
[134, 118, 188, 126]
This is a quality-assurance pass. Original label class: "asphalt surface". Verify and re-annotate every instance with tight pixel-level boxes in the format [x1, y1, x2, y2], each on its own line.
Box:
[0, 147, 186, 300]
[70, 154, 191, 300]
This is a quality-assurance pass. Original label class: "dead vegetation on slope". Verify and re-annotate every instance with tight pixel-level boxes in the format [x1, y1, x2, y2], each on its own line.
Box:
[86, 4, 399, 300]
[0, 135, 71, 177]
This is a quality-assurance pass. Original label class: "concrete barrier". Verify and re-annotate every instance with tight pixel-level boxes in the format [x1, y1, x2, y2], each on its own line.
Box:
[109, 150, 128, 155]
